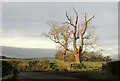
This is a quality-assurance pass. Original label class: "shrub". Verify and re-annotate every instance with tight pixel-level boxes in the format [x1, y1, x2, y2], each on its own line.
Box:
[52, 61, 68, 72]
[2, 61, 19, 81]
[49, 61, 57, 69]
[39, 60, 50, 71]
[102, 61, 120, 79]
[70, 63, 86, 69]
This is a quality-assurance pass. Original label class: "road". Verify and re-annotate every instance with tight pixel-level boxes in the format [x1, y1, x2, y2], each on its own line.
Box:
[18, 72, 83, 81]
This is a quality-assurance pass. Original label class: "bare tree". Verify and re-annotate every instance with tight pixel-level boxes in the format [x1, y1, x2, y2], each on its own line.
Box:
[64, 7, 95, 64]
[44, 7, 96, 64]
[43, 21, 71, 62]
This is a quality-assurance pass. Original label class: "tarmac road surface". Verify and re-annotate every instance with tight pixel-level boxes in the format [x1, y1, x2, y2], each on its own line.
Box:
[18, 72, 83, 81]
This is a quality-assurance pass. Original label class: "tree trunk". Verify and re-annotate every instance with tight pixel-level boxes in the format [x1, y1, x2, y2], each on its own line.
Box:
[79, 52, 84, 66]
[63, 55, 65, 63]
[75, 52, 83, 64]
[79, 53, 82, 64]
[75, 54, 80, 64]
[62, 50, 66, 63]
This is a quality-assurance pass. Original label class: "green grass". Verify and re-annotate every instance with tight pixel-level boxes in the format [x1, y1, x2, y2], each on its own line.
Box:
[84, 61, 106, 69]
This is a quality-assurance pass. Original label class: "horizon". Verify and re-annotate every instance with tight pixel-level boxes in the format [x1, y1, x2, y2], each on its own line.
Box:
[1, 46, 118, 60]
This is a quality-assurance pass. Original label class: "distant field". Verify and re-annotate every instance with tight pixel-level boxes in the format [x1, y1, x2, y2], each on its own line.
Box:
[84, 61, 106, 69]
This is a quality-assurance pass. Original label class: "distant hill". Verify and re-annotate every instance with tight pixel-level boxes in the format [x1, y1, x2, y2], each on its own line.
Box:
[0, 56, 18, 59]
[0, 55, 55, 60]
[23, 57, 54, 60]
[2, 46, 56, 59]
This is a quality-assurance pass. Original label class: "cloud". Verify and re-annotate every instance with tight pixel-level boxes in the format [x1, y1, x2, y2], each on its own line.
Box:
[102, 45, 118, 59]
[2, 2, 118, 38]
[2, 37, 56, 49]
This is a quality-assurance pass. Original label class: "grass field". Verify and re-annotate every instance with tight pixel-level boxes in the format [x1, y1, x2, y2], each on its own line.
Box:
[84, 61, 106, 69]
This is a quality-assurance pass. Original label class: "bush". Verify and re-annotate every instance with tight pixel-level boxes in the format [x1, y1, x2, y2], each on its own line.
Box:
[54, 61, 68, 72]
[102, 61, 120, 79]
[2, 61, 19, 81]
[49, 61, 57, 69]
[2, 61, 13, 77]
[70, 63, 86, 69]
[55, 50, 75, 63]
[39, 60, 50, 71]
[54, 50, 64, 61]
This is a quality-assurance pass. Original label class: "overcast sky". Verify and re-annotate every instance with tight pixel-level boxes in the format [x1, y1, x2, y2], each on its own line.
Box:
[2, 2, 118, 59]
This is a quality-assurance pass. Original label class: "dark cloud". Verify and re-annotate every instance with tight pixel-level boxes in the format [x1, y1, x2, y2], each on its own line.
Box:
[2, 2, 117, 39]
